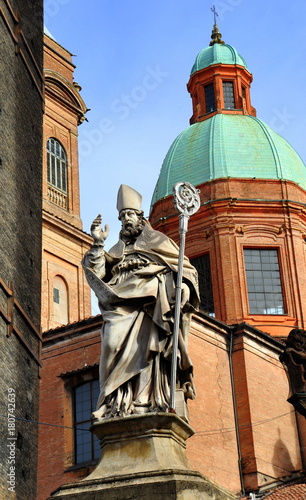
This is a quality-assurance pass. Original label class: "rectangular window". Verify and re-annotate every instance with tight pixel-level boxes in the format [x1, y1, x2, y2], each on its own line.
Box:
[53, 287, 60, 304]
[191, 254, 214, 316]
[74, 380, 100, 465]
[244, 248, 285, 315]
[223, 81, 235, 109]
[204, 83, 216, 113]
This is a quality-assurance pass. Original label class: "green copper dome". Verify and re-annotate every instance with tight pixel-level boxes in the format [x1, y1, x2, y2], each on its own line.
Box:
[191, 43, 248, 75]
[151, 114, 306, 207]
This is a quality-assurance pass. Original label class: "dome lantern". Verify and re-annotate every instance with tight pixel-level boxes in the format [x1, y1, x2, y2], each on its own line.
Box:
[188, 21, 256, 125]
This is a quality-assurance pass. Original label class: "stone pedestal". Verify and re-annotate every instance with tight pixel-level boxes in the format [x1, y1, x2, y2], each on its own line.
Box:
[49, 413, 235, 500]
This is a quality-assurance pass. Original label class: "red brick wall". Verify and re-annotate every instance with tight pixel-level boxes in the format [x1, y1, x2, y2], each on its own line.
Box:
[232, 329, 302, 491]
[41, 34, 91, 331]
[188, 317, 240, 492]
[44, 35, 74, 83]
[187, 63, 256, 124]
[37, 319, 101, 500]
[37, 314, 302, 498]
[150, 178, 306, 336]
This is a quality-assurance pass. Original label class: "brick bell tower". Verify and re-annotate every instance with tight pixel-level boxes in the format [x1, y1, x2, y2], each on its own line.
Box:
[150, 23, 306, 338]
[42, 31, 92, 331]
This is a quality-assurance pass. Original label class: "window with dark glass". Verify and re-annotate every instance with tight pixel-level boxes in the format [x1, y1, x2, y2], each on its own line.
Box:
[191, 254, 214, 316]
[204, 83, 216, 113]
[74, 380, 100, 464]
[53, 287, 60, 304]
[244, 249, 285, 315]
[223, 81, 235, 109]
[47, 138, 67, 193]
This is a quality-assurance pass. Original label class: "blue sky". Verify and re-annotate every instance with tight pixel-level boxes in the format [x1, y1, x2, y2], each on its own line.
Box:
[45, 0, 306, 250]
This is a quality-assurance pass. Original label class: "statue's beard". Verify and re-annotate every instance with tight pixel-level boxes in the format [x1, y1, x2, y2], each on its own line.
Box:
[121, 220, 145, 239]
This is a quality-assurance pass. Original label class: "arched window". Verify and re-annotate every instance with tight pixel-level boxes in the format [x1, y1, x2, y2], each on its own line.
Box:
[74, 380, 100, 464]
[53, 275, 69, 325]
[47, 138, 67, 193]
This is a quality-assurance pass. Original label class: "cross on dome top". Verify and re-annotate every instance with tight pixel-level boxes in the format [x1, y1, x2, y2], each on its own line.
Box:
[211, 5, 218, 24]
[209, 5, 225, 45]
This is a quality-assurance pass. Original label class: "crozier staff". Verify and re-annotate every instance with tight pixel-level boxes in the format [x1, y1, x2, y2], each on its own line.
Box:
[82, 184, 199, 420]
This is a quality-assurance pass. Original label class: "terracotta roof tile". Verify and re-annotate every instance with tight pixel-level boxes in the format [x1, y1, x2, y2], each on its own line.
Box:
[263, 482, 306, 499]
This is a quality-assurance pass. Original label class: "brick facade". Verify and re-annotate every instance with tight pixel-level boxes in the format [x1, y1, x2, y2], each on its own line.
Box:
[37, 318, 100, 500]
[0, 1, 43, 498]
[150, 177, 306, 337]
[37, 313, 305, 499]
[42, 33, 92, 332]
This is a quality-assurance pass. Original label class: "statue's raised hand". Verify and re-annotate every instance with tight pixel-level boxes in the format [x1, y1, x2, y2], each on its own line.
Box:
[90, 214, 109, 246]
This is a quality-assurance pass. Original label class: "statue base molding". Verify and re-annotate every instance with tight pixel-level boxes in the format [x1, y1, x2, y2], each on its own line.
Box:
[49, 413, 235, 500]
